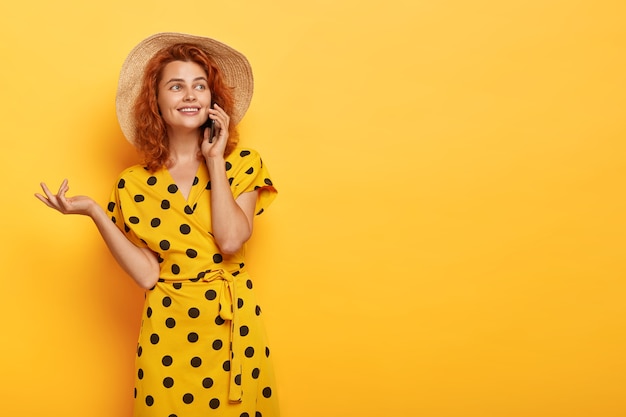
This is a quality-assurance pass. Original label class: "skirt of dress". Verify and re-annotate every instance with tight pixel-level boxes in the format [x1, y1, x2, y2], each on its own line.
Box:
[132, 270, 279, 417]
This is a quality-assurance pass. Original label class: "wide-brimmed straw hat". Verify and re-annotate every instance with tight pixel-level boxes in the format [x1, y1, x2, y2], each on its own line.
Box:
[116, 32, 254, 145]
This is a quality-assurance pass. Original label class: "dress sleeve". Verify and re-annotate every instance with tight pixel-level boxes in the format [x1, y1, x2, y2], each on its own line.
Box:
[106, 175, 149, 248]
[230, 149, 278, 216]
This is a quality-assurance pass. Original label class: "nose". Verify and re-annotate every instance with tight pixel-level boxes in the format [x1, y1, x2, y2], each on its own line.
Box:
[183, 89, 197, 102]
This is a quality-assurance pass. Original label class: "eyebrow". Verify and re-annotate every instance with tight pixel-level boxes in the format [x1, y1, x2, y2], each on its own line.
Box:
[164, 76, 208, 84]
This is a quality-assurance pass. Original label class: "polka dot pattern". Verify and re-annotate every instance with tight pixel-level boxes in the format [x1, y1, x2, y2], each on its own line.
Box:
[106, 148, 279, 416]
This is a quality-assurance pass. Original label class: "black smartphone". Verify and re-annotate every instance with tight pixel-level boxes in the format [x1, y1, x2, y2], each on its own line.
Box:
[201, 112, 215, 143]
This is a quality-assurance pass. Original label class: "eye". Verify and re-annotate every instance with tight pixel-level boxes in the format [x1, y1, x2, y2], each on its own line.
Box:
[169, 84, 182, 91]
[194, 84, 207, 91]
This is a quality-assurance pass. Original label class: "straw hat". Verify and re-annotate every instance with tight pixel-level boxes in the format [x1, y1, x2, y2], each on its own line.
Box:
[116, 32, 254, 145]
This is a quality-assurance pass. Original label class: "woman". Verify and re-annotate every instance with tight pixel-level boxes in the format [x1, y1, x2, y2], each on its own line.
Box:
[35, 32, 279, 417]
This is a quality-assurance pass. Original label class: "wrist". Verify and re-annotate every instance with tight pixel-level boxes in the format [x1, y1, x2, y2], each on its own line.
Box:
[205, 155, 226, 169]
[86, 200, 103, 218]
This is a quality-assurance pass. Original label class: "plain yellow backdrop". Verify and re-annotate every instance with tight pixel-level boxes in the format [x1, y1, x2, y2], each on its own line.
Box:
[1, 0, 625, 416]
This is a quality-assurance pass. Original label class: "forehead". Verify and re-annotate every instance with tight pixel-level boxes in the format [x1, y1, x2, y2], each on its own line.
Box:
[160, 60, 208, 81]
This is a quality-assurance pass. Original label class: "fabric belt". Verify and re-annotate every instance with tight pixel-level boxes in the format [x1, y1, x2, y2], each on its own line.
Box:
[199, 269, 243, 403]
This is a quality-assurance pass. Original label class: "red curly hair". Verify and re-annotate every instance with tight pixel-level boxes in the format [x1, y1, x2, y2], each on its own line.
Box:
[133, 43, 239, 172]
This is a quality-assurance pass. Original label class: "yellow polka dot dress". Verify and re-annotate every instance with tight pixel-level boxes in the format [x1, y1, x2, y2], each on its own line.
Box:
[107, 148, 279, 417]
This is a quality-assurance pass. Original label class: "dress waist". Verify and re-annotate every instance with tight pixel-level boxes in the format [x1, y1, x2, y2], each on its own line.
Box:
[155, 267, 245, 403]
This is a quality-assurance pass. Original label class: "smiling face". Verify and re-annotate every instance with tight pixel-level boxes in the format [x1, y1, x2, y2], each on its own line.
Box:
[157, 60, 212, 133]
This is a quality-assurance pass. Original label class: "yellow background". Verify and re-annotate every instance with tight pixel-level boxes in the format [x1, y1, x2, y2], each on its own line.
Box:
[1, 0, 625, 416]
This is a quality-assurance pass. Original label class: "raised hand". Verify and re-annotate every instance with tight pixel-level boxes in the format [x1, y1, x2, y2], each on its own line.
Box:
[201, 103, 231, 160]
[35, 179, 97, 216]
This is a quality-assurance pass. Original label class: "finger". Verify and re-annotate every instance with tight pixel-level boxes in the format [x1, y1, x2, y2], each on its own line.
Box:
[57, 179, 69, 196]
[211, 104, 230, 124]
[34, 193, 55, 209]
[40, 182, 57, 201]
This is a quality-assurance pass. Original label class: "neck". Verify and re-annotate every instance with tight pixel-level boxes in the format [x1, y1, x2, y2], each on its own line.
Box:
[166, 127, 201, 167]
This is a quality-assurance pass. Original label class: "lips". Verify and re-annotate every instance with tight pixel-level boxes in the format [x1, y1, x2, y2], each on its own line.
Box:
[178, 107, 200, 113]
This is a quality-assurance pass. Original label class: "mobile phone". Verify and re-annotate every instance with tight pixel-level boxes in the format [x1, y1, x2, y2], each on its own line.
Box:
[201, 111, 215, 143]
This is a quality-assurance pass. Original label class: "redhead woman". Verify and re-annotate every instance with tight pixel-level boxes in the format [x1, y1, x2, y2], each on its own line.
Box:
[35, 33, 279, 417]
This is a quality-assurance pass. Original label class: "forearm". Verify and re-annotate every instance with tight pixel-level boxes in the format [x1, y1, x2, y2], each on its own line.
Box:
[206, 157, 253, 254]
[89, 204, 160, 289]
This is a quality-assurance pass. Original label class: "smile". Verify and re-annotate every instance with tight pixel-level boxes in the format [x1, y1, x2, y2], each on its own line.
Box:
[179, 107, 200, 113]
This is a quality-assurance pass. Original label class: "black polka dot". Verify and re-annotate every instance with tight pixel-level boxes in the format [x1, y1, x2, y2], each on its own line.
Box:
[266, 347, 270, 357]
[256, 412, 262, 417]
[183, 393, 194, 404]
[137, 345, 143, 357]
[129, 216, 140, 224]
[202, 377, 214, 388]
[145, 395, 154, 406]
[134, 194, 145, 202]
[237, 298, 244, 309]
[252, 368, 260, 379]
[212, 339, 223, 350]
[107, 202, 115, 212]
[138, 368, 144, 379]
[264, 178, 273, 186]
[147, 176, 157, 185]
[160, 240, 170, 250]
[228, 177, 234, 185]
[213, 254, 223, 263]
[235, 374, 242, 385]
[263, 387, 272, 398]
[240, 326, 249, 336]
[165, 318, 176, 328]
[246, 279, 253, 289]
[225, 161, 232, 171]
[186, 249, 198, 258]
[180, 224, 191, 234]
[241, 414, 250, 417]
[256, 305, 262, 316]
[162, 297, 172, 307]
[223, 360, 230, 371]
[171, 264, 180, 275]
[215, 316, 225, 325]
[184, 205, 194, 214]
[193, 176, 199, 186]
[209, 398, 220, 409]
[162, 355, 173, 366]
[173, 282, 182, 289]
[188, 307, 200, 318]
[240, 150, 251, 157]
[117, 179, 125, 188]
[191, 357, 202, 367]
[134, 388, 137, 398]
[188, 332, 199, 343]
[124, 223, 130, 233]
[245, 167, 254, 175]
[161, 200, 170, 209]
[245, 347, 255, 358]
[205, 290, 217, 300]
[205, 181, 211, 190]
[147, 307, 153, 317]
[168, 184, 178, 194]
[150, 334, 159, 344]
[163, 377, 174, 388]
[151, 218, 161, 227]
